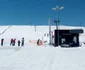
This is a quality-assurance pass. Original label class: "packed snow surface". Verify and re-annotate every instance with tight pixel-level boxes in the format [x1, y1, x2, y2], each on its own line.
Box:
[0, 45, 85, 70]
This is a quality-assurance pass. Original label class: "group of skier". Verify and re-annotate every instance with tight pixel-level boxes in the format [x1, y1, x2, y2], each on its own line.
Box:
[0, 37, 24, 46]
[10, 37, 24, 46]
[10, 38, 16, 46]
[0, 37, 43, 46]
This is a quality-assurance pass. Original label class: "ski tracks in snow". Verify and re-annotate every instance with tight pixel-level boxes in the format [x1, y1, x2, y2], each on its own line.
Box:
[43, 48, 57, 70]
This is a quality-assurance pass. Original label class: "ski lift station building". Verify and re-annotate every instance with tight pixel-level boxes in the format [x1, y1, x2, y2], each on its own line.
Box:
[52, 29, 83, 47]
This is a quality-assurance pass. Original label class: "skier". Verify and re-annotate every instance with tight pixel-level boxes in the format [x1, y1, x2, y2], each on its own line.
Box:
[10, 38, 13, 46]
[21, 37, 24, 46]
[37, 39, 40, 46]
[1, 38, 4, 46]
[18, 40, 20, 46]
[13, 39, 16, 46]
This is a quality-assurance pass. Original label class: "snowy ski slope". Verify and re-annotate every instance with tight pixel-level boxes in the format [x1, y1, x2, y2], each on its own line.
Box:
[0, 25, 85, 70]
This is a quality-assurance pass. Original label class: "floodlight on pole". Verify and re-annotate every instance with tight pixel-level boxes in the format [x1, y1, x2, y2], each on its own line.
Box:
[52, 6, 64, 46]
[60, 6, 64, 10]
[52, 8, 56, 10]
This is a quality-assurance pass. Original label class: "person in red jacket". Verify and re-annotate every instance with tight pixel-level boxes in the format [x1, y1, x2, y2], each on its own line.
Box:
[13, 39, 16, 46]
[10, 38, 13, 46]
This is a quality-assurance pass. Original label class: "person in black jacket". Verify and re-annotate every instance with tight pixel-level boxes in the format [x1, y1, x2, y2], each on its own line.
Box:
[37, 39, 40, 46]
[1, 38, 4, 46]
[21, 37, 24, 46]
[18, 40, 20, 46]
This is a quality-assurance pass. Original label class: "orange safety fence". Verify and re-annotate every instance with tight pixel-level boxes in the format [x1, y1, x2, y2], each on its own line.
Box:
[29, 40, 37, 44]
[29, 40, 43, 46]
